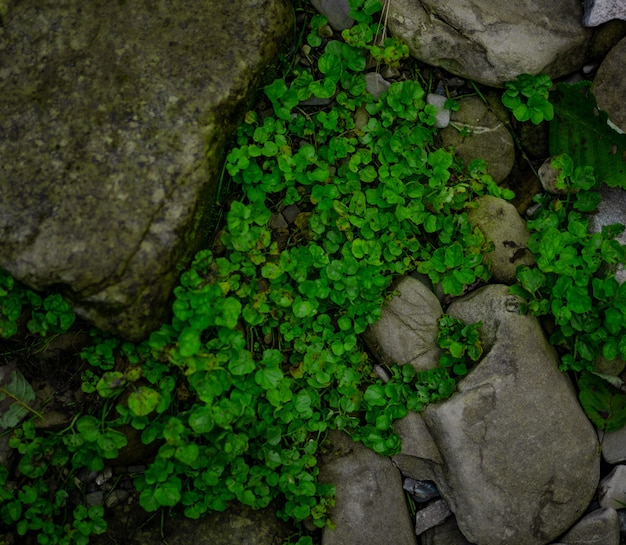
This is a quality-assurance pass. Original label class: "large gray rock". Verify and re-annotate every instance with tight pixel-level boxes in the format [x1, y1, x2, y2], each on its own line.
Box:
[584, 0, 626, 27]
[364, 276, 443, 371]
[387, 0, 593, 87]
[319, 430, 417, 545]
[423, 284, 600, 545]
[593, 36, 626, 133]
[0, 0, 293, 340]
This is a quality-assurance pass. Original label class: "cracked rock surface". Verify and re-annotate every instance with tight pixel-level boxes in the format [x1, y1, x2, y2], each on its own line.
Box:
[0, 0, 293, 340]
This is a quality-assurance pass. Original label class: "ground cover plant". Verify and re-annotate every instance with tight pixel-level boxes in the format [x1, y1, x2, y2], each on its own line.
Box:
[2, 2, 626, 544]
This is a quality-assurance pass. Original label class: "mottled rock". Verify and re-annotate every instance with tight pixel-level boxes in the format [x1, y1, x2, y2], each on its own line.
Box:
[599, 465, 626, 509]
[388, 0, 593, 87]
[467, 196, 535, 285]
[415, 499, 452, 536]
[0, 0, 293, 340]
[426, 94, 451, 129]
[593, 36, 626, 133]
[365, 276, 442, 371]
[424, 284, 600, 545]
[440, 96, 515, 183]
[560, 508, 620, 545]
[584, 0, 626, 27]
[320, 430, 417, 545]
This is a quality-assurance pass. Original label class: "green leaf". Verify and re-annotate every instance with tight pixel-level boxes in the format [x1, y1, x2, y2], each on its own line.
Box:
[188, 404, 214, 434]
[550, 82, 626, 189]
[0, 362, 39, 428]
[128, 386, 161, 416]
[76, 415, 101, 442]
[363, 384, 386, 406]
[578, 370, 626, 432]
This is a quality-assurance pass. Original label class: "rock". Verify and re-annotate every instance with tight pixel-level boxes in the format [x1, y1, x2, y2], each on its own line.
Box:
[366, 72, 392, 98]
[364, 276, 442, 372]
[319, 430, 417, 545]
[426, 94, 451, 129]
[439, 96, 515, 183]
[587, 185, 626, 284]
[414, 499, 452, 536]
[403, 478, 440, 503]
[387, 0, 593, 87]
[584, 0, 626, 27]
[311, 0, 354, 31]
[0, 0, 293, 340]
[423, 284, 600, 545]
[593, 36, 626, 133]
[599, 465, 626, 509]
[421, 516, 473, 545]
[560, 508, 620, 545]
[392, 411, 443, 482]
[467, 196, 535, 285]
[599, 427, 626, 463]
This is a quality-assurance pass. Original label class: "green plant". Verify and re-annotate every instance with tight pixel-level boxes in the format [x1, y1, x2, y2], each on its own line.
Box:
[511, 154, 626, 373]
[502, 73, 554, 124]
[0, 270, 75, 338]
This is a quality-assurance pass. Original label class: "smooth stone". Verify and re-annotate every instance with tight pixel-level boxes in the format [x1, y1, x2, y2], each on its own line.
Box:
[364, 276, 443, 372]
[426, 94, 451, 129]
[467, 195, 535, 285]
[560, 508, 620, 545]
[319, 430, 417, 545]
[599, 465, 626, 509]
[599, 426, 626, 463]
[366, 72, 392, 99]
[421, 516, 473, 545]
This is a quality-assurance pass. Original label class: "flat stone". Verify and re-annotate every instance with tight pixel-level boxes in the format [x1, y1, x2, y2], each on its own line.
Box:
[0, 0, 293, 340]
[599, 427, 626, 463]
[311, 0, 354, 31]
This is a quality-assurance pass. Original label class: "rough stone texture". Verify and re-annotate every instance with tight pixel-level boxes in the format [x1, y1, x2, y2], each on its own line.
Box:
[598, 465, 626, 509]
[387, 0, 593, 87]
[440, 95, 515, 183]
[587, 185, 626, 284]
[0, 0, 293, 340]
[319, 430, 417, 545]
[584, 0, 626, 27]
[599, 427, 626, 464]
[560, 508, 620, 545]
[467, 196, 535, 285]
[392, 411, 442, 482]
[423, 284, 600, 545]
[593, 36, 626, 133]
[415, 499, 452, 536]
[364, 276, 442, 371]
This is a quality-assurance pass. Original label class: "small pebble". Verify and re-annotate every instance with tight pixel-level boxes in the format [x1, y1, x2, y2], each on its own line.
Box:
[415, 499, 452, 535]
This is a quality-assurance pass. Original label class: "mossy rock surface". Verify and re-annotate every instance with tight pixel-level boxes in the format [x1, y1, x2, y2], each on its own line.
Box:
[0, 0, 293, 340]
